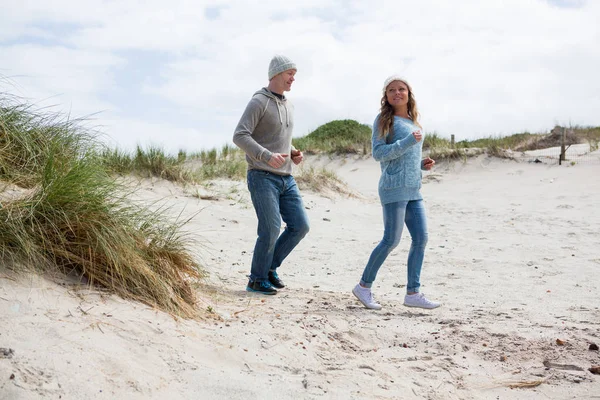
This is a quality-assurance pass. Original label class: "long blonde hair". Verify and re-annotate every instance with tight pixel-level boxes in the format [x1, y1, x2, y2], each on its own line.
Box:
[378, 79, 421, 138]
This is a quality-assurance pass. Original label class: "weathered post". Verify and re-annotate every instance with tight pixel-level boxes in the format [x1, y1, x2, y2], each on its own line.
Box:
[451, 134, 455, 149]
[559, 127, 566, 165]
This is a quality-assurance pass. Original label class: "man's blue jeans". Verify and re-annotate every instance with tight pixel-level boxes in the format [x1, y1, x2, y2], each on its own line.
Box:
[360, 200, 428, 293]
[247, 170, 310, 282]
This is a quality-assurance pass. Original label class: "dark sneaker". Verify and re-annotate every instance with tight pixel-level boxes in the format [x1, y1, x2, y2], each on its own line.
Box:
[246, 280, 278, 295]
[268, 270, 285, 289]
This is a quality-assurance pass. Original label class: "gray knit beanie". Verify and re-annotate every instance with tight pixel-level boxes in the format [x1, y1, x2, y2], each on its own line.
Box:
[268, 55, 297, 80]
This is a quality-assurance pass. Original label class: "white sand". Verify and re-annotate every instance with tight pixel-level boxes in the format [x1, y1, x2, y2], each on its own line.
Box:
[1, 155, 599, 399]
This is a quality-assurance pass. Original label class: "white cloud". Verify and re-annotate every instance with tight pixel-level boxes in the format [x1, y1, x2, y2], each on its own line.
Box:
[1, 0, 599, 151]
[1, 44, 122, 116]
[99, 116, 220, 153]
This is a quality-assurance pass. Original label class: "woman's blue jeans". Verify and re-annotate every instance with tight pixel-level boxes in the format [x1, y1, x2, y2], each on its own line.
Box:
[247, 170, 310, 283]
[360, 200, 428, 293]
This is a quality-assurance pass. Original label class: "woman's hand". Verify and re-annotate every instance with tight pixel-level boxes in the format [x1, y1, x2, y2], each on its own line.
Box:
[413, 130, 422, 142]
[422, 157, 435, 170]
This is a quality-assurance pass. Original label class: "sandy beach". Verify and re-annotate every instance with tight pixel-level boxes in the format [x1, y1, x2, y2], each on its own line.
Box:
[1, 154, 599, 399]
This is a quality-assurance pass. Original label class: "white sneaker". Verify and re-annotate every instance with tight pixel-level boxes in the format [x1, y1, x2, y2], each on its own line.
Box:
[403, 293, 441, 309]
[352, 284, 382, 310]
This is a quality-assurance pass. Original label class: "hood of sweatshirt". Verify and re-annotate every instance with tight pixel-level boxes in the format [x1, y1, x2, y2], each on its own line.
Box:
[252, 87, 291, 127]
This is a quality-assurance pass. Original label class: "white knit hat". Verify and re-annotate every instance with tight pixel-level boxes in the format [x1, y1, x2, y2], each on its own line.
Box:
[382, 75, 408, 93]
[268, 55, 297, 80]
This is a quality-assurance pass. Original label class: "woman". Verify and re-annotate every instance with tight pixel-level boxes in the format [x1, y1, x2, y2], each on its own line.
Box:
[352, 75, 440, 310]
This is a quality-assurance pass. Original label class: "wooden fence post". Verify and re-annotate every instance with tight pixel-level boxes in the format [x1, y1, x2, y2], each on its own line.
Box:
[451, 134, 455, 149]
[559, 127, 566, 165]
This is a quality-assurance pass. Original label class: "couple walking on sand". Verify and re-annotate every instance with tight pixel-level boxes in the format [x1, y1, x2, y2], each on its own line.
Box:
[232, 55, 440, 310]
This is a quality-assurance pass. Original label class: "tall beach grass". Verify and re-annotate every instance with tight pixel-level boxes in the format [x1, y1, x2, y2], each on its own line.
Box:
[295, 165, 355, 197]
[1, 93, 203, 318]
[190, 143, 247, 181]
[102, 143, 247, 183]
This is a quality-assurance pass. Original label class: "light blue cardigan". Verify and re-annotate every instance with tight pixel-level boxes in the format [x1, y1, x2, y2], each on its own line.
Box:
[372, 115, 426, 205]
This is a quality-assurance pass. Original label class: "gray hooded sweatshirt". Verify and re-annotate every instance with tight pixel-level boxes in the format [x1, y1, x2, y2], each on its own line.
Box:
[233, 88, 295, 176]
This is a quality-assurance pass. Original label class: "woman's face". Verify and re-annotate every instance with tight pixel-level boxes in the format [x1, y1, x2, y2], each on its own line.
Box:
[386, 81, 409, 109]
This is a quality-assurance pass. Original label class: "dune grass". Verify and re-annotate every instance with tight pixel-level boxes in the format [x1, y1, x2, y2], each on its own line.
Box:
[455, 132, 542, 151]
[295, 165, 355, 197]
[455, 127, 600, 153]
[582, 127, 600, 151]
[293, 120, 372, 155]
[422, 132, 451, 150]
[191, 144, 247, 181]
[1, 94, 203, 318]
[101, 145, 195, 183]
[102, 143, 247, 183]
[423, 132, 543, 161]
[0, 100, 86, 188]
[99, 118, 566, 190]
[568, 126, 600, 152]
[290, 120, 529, 161]
[102, 121, 599, 187]
[101, 140, 353, 195]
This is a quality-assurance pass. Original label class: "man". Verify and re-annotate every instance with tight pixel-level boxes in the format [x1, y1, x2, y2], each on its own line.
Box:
[233, 55, 310, 295]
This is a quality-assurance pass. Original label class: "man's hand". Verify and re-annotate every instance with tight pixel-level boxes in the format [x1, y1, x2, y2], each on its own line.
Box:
[267, 153, 289, 168]
[422, 157, 435, 171]
[291, 149, 304, 165]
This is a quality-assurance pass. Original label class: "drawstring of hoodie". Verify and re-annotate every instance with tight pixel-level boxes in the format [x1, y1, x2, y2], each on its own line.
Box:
[258, 90, 289, 126]
[277, 100, 289, 127]
[273, 100, 286, 126]
[276, 102, 283, 125]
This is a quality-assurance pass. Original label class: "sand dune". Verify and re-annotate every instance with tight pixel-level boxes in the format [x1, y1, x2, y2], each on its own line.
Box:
[1, 155, 599, 399]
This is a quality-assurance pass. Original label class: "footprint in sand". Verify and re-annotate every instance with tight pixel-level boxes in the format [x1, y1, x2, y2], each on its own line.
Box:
[11, 363, 62, 396]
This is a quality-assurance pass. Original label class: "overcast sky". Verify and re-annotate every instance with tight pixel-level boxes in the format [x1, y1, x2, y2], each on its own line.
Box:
[1, 0, 599, 152]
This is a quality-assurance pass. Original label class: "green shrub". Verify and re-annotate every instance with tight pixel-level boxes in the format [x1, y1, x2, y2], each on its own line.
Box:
[293, 120, 371, 155]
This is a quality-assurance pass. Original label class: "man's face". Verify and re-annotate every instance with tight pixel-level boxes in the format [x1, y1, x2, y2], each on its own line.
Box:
[274, 69, 296, 92]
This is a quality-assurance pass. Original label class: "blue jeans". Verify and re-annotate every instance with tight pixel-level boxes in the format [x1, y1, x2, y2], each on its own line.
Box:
[247, 170, 310, 282]
[360, 200, 428, 293]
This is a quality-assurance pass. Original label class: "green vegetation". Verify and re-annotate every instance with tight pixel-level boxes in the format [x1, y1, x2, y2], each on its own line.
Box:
[101, 143, 247, 183]
[428, 147, 467, 161]
[455, 127, 600, 153]
[191, 144, 247, 181]
[1, 94, 203, 318]
[293, 120, 371, 155]
[291, 119, 530, 161]
[103, 119, 600, 187]
[454, 132, 542, 151]
[295, 165, 355, 197]
[101, 145, 194, 182]
[422, 132, 451, 150]
[576, 126, 600, 152]
[423, 126, 600, 160]
[295, 119, 599, 158]
[290, 119, 592, 161]
[0, 99, 87, 188]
